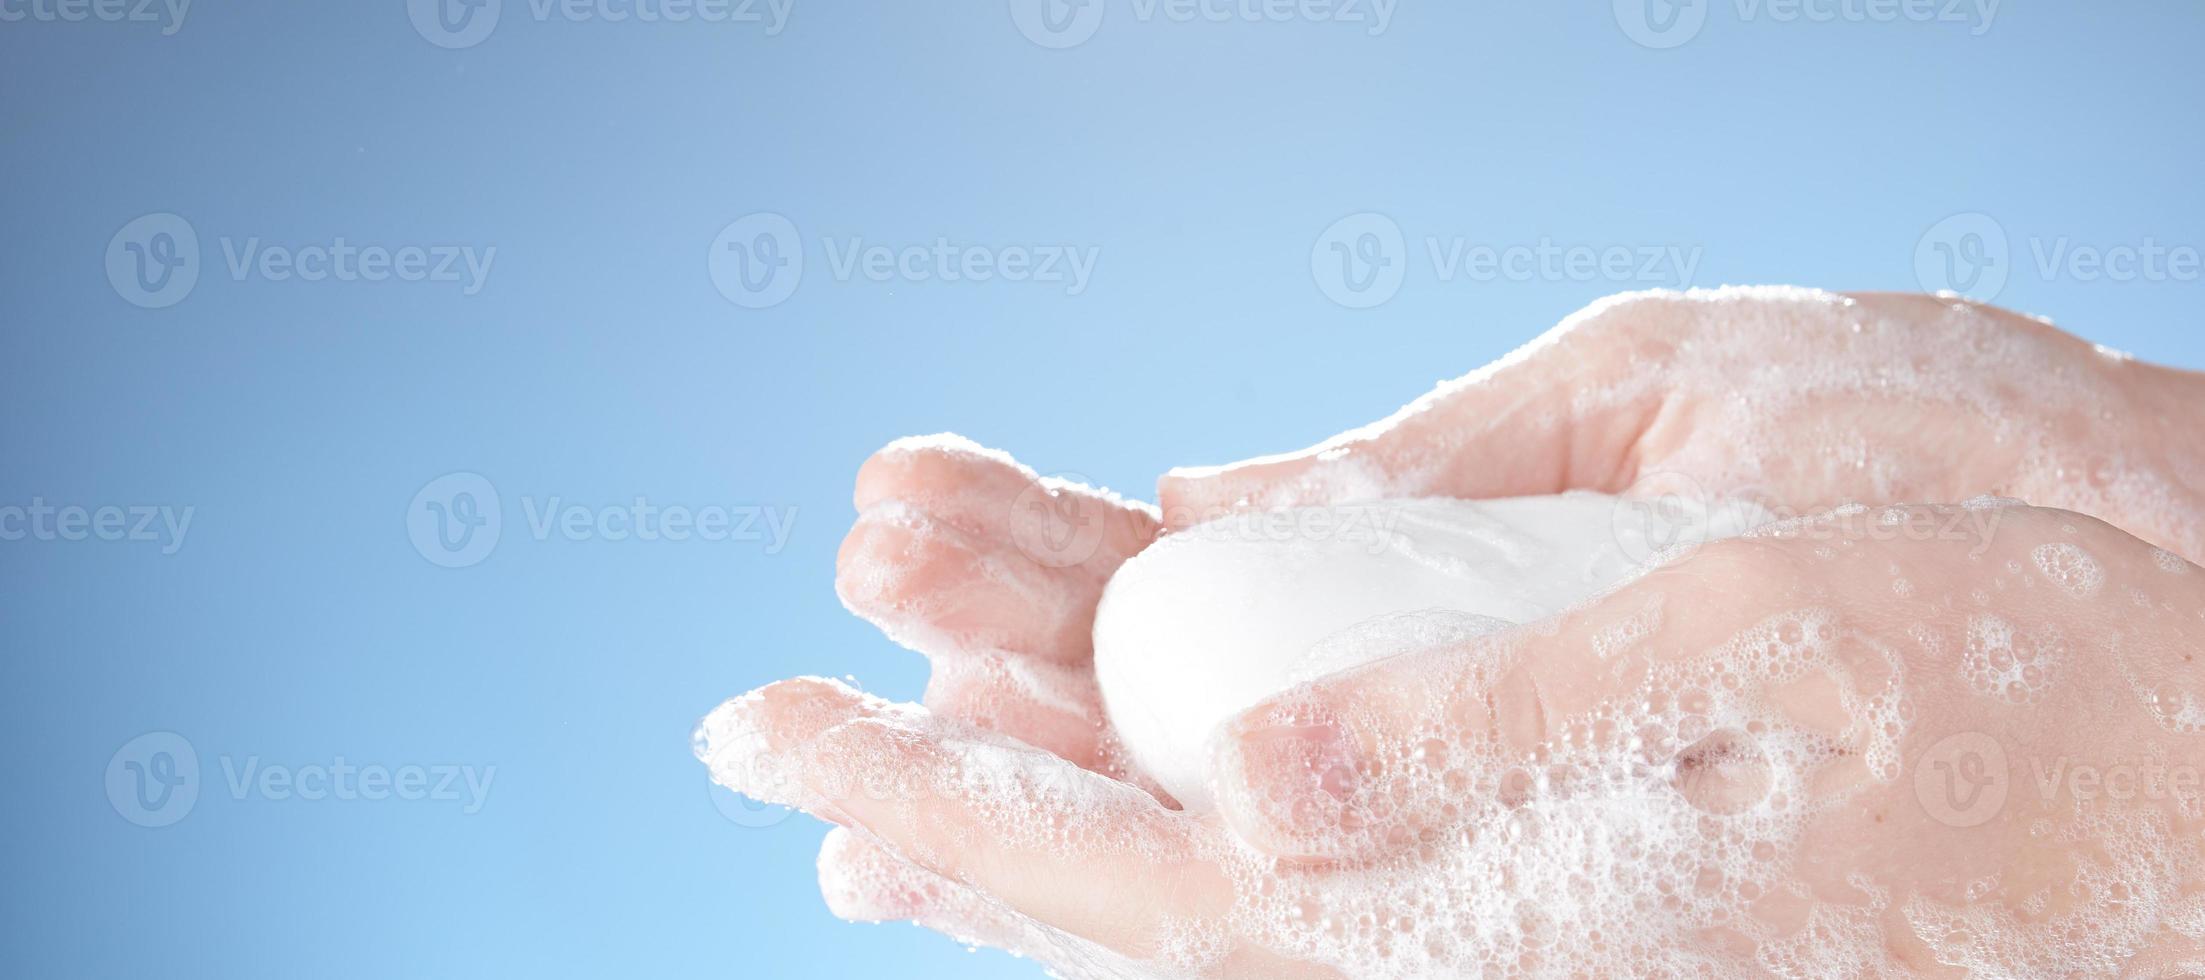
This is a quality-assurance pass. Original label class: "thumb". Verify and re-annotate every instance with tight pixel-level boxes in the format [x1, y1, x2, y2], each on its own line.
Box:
[1207, 598, 1643, 863]
[1157, 291, 1701, 530]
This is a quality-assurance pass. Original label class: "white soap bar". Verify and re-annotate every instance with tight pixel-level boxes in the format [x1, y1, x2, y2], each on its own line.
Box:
[1092, 493, 1768, 812]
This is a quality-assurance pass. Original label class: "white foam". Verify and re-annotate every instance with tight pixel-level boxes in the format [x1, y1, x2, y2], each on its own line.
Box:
[1198, 604, 1916, 978]
[2032, 541, 2106, 599]
[1959, 613, 2066, 706]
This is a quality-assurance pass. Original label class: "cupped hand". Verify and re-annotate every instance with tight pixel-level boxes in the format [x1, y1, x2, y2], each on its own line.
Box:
[700, 503, 2205, 977]
[828, 433, 1160, 781]
[707, 287, 2205, 974]
[828, 289, 2205, 786]
[808, 434, 1174, 935]
[1161, 287, 2205, 564]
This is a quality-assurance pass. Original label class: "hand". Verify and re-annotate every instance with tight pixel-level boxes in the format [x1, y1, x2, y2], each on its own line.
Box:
[812, 434, 1173, 938]
[713, 287, 2205, 974]
[827, 433, 1165, 781]
[829, 291, 2205, 802]
[1160, 288, 2205, 564]
[700, 503, 2205, 976]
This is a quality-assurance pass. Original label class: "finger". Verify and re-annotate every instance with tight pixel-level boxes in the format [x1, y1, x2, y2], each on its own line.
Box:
[816, 827, 951, 923]
[817, 829, 1088, 965]
[1207, 528, 1920, 864]
[834, 505, 1135, 779]
[921, 651, 1173, 801]
[1156, 291, 1704, 530]
[816, 827, 1040, 952]
[836, 507, 1096, 664]
[920, 644, 1173, 799]
[919, 647, 1107, 770]
[816, 832, 1325, 980]
[697, 677, 1226, 955]
[837, 437, 1164, 783]
[854, 433, 1159, 588]
[1207, 616, 1622, 864]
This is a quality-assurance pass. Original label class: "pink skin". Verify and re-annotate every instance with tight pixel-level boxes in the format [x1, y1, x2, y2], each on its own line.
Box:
[701, 288, 2205, 977]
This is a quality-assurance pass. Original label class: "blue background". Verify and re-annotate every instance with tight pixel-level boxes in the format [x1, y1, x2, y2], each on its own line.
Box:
[3, 2, 2201, 977]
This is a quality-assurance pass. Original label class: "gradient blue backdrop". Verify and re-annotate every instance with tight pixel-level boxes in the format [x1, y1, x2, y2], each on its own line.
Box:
[4, 2, 2202, 977]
